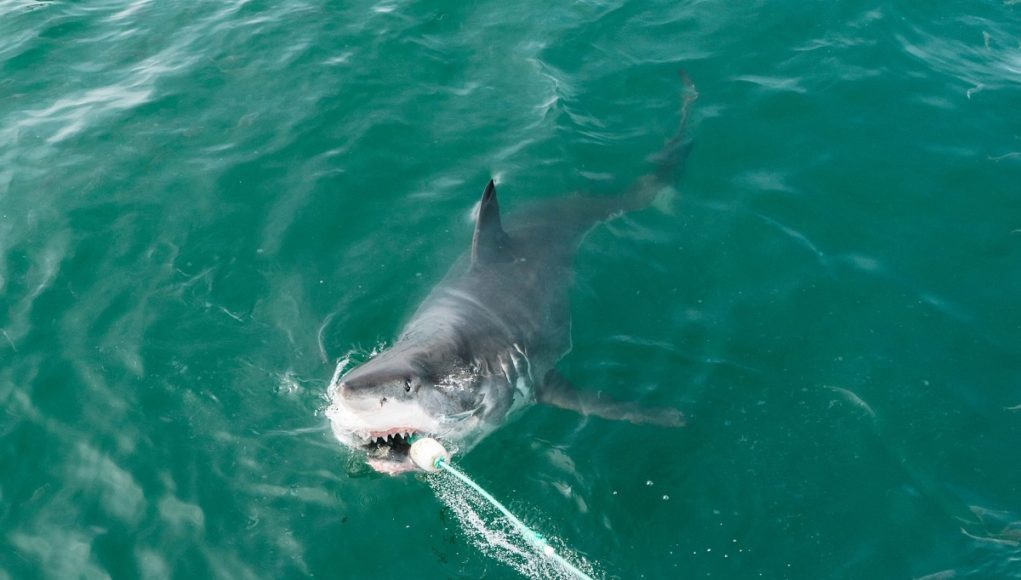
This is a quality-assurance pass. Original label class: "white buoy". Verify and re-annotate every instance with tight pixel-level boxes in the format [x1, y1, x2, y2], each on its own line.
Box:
[409, 437, 449, 472]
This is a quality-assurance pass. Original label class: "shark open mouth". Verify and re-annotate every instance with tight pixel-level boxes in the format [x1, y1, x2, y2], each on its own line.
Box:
[326, 394, 451, 475]
[364, 430, 414, 458]
[360, 428, 427, 473]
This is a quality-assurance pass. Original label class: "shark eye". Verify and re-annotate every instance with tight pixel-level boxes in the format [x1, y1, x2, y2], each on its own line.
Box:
[404, 379, 412, 392]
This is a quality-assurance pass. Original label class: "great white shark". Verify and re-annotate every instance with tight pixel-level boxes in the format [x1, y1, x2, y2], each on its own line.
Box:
[328, 75, 696, 474]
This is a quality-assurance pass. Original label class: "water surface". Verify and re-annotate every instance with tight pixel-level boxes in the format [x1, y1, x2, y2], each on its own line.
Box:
[2, 1, 1020, 578]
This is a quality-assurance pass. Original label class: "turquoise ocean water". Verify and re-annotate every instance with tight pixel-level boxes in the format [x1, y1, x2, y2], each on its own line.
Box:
[2, 1, 1020, 578]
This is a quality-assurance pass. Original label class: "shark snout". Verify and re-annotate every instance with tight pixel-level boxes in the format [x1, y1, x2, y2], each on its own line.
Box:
[335, 380, 418, 414]
[333, 382, 375, 410]
[328, 387, 442, 439]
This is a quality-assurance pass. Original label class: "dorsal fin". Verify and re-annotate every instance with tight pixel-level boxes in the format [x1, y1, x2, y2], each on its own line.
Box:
[471, 180, 512, 266]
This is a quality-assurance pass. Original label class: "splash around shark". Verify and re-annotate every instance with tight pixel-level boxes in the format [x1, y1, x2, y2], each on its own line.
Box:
[327, 74, 696, 475]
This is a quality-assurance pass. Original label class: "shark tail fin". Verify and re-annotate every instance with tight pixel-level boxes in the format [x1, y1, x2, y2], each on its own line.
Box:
[622, 69, 699, 212]
[467, 73, 697, 252]
[546, 71, 699, 228]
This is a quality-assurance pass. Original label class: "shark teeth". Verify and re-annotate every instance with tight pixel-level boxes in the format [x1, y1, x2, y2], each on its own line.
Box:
[362, 429, 419, 442]
[364, 431, 420, 445]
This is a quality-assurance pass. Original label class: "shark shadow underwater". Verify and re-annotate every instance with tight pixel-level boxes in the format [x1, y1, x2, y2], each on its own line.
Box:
[328, 75, 697, 474]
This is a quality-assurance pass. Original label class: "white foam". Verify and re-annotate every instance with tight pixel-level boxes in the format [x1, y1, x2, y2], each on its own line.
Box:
[427, 473, 599, 579]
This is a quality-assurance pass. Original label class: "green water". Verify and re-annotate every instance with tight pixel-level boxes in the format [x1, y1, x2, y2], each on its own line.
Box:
[2, 1, 1021, 578]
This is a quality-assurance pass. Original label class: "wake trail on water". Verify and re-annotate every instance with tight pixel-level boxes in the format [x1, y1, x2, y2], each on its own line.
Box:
[427, 470, 600, 579]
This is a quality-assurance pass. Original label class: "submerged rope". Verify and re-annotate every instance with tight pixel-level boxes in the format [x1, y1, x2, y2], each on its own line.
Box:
[436, 458, 595, 580]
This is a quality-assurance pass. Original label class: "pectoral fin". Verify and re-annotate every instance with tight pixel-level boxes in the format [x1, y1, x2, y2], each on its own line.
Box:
[537, 370, 685, 427]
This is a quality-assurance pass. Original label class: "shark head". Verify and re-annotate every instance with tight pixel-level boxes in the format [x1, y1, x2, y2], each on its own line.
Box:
[326, 180, 537, 474]
[326, 346, 510, 475]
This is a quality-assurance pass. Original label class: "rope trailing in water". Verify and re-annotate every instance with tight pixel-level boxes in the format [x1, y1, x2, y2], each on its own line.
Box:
[435, 458, 595, 580]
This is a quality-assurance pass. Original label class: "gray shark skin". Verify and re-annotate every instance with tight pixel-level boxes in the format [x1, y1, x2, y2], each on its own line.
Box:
[327, 75, 696, 474]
